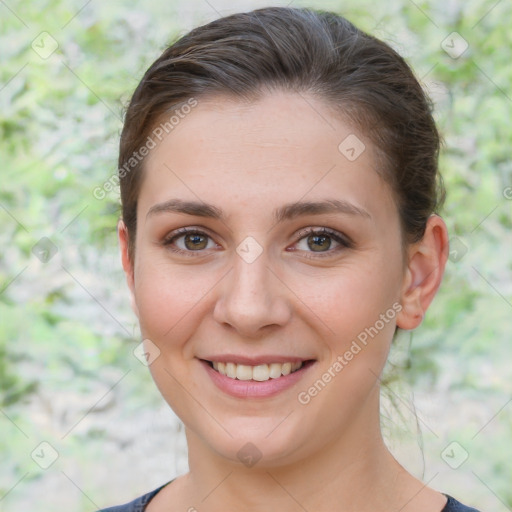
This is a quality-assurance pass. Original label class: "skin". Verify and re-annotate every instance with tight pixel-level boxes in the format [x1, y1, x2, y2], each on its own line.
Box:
[118, 91, 449, 512]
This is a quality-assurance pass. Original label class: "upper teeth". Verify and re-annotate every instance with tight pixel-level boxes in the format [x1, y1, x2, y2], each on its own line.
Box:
[212, 361, 303, 381]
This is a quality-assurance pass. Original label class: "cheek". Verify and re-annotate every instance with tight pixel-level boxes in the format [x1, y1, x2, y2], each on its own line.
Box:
[133, 254, 218, 342]
[291, 258, 401, 342]
[292, 268, 400, 421]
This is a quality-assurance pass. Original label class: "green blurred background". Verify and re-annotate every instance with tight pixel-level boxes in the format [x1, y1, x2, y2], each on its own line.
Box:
[1, 0, 511, 510]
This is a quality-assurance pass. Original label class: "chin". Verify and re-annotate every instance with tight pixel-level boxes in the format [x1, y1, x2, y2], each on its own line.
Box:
[192, 415, 317, 469]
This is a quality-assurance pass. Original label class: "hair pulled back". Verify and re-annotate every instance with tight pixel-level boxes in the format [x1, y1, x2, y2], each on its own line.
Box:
[119, 7, 444, 261]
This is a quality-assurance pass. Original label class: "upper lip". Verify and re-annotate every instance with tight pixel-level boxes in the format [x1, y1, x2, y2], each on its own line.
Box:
[199, 355, 314, 365]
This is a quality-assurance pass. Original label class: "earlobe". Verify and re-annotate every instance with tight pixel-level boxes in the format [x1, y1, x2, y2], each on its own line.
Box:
[117, 219, 139, 318]
[396, 215, 449, 331]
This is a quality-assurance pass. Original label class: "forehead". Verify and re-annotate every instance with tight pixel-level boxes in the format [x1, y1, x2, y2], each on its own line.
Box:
[139, 91, 396, 225]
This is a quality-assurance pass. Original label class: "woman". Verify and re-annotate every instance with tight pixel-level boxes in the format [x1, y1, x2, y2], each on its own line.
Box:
[99, 6, 480, 511]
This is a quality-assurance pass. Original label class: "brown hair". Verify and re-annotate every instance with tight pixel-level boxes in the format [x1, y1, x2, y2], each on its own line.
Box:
[119, 6, 445, 263]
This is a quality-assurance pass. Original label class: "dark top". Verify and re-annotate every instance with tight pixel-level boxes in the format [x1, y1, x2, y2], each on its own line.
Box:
[97, 481, 482, 512]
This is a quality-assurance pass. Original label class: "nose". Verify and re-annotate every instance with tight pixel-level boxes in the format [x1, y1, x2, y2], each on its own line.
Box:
[212, 248, 292, 337]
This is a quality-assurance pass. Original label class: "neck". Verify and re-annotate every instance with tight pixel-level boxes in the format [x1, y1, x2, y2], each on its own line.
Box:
[181, 388, 417, 512]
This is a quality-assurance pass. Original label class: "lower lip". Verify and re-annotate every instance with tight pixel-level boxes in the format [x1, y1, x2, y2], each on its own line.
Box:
[200, 359, 315, 399]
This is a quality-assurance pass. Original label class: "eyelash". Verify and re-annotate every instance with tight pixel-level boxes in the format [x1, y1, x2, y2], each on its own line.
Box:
[162, 227, 353, 259]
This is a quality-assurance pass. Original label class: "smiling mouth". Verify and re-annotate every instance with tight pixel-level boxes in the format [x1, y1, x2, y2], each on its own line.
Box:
[203, 360, 315, 381]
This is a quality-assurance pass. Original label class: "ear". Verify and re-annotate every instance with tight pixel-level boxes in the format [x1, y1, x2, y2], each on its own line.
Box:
[117, 219, 139, 318]
[396, 214, 449, 330]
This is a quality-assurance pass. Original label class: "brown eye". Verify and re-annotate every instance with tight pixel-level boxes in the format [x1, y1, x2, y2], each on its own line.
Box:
[293, 227, 352, 258]
[183, 233, 209, 250]
[163, 228, 217, 254]
[307, 234, 332, 252]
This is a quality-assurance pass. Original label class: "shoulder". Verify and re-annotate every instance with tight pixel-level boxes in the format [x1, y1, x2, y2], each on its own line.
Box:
[442, 494, 482, 512]
[97, 482, 170, 512]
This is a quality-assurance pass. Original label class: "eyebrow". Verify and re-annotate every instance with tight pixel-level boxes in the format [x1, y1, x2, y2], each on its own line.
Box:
[146, 198, 371, 222]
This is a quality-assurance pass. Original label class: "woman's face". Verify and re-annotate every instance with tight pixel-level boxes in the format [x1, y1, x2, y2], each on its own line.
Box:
[123, 91, 410, 467]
